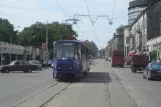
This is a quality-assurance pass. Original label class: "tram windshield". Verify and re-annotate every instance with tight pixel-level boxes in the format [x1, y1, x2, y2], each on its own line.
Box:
[55, 43, 75, 60]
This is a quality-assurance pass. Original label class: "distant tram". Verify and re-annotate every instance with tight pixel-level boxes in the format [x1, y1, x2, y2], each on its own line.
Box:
[52, 40, 91, 80]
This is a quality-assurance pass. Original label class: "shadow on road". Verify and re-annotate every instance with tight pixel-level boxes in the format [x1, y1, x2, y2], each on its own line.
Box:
[123, 66, 130, 68]
[80, 72, 111, 83]
[57, 72, 112, 83]
[136, 71, 143, 74]
[150, 78, 161, 81]
[10, 71, 41, 73]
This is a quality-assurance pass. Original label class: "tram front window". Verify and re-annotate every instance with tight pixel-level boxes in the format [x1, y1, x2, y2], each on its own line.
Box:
[55, 43, 75, 60]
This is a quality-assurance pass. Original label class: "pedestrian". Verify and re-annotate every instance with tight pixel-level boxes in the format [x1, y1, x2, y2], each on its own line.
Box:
[157, 58, 160, 63]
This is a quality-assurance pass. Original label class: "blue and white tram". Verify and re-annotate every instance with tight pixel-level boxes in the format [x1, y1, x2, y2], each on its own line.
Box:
[52, 40, 91, 79]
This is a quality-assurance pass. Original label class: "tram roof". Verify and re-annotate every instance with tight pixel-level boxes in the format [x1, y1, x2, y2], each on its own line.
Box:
[54, 40, 82, 43]
[54, 40, 91, 50]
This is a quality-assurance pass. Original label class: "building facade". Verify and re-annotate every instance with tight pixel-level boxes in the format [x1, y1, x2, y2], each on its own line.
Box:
[129, 1, 161, 60]
[124, 26, 130, 59]
[129, 9, 147, 50]
[113, 25, 125, 50]
[128, 0, 160, 25]
[0, 41, 41, 65]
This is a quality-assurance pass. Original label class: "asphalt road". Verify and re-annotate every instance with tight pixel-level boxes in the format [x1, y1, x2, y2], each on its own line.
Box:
[1, 60, 161, 107]
[45, 60, 137, 107]
[0, 68, 56, 107]
[111, 63, 161, 107]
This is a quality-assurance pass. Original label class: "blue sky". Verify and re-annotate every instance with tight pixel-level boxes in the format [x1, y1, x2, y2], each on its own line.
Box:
[0, 0, 129, 49]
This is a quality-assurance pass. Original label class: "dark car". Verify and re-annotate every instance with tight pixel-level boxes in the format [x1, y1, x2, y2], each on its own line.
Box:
[0, 60, 37, 73]
[29, 60, 42, 70]
[143, 63, 161, 80]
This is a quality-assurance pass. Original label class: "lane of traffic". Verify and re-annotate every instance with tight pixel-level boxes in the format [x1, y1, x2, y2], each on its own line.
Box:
[0, 68, 56, 107]
[111, 65, 161, 107]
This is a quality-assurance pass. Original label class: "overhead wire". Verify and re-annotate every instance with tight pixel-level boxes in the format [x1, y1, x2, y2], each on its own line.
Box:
[83, 0, 101, 46]
[1, 11, 29, 26]
[54, 0, 70, 18]
[84, 0, 93, 24]
[53, 0, 80, 31]
[111, 0, 117, 21]
[0, 4, 67, 16]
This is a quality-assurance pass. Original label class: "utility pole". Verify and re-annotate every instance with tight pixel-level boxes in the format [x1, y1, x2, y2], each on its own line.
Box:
[46, 20, 49, 68]
[10, 33, 12, 63]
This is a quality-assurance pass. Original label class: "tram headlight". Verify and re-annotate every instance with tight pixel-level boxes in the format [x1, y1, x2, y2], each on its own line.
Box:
[57, 66, 62, 70]
[69, 66, 73, 70]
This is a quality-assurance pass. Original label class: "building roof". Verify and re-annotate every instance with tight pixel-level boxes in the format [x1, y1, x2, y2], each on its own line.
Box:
[116, 24, 124, 29]
[129, 8, 148, 30]
[129, 0, 161, 30]
[128, 0, 159, 10]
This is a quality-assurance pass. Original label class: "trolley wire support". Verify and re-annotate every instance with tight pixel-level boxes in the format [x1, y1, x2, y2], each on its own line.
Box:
[73, 14, 93, 24]
[73, 14, 113, 26]
[92, 15, 113, 26]
[62, 18, 83, 25]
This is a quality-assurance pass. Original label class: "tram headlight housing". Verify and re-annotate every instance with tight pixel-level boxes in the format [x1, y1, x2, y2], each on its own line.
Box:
[69, 66, 73, 70]
[57, 66, 62, 70]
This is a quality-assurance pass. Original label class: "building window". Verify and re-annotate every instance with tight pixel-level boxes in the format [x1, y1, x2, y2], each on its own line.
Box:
[126, 37, 129, 44]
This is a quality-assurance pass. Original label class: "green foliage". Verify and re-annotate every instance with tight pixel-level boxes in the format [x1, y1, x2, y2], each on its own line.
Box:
[18, 21, 78, 50]
[84, 40, 98, 56]
[99, 48, 106, 56]
[0, 18, 18, 44]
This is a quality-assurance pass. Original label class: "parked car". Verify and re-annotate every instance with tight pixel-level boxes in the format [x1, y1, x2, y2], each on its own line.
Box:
[42, 60, 53, 67]
[143, 63, 161, 80]
[0, 60, 38, 73]
[29, 60, 42, 70]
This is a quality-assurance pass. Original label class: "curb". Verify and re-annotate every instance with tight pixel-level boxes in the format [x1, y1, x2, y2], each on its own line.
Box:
[112, 69, 143, 107]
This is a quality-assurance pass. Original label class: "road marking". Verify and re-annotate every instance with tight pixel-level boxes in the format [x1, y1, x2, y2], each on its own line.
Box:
[104, 61, 111, 107]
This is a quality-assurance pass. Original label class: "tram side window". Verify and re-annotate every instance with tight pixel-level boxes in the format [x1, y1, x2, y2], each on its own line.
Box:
[81, 46, 84, 59]
[75, 43, 81, 59]
[81, 46, 87, 60]
[87, 49, 90, 59]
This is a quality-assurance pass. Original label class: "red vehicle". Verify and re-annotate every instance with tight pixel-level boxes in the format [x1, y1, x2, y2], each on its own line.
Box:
[130, 55, 148, 73]
[111, 50, 124, 67]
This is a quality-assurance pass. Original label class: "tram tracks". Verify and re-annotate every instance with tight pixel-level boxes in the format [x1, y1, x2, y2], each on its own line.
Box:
[12, 60, 99, 107]
[12, 81, 72, 107]
[39, 83, 72, 107]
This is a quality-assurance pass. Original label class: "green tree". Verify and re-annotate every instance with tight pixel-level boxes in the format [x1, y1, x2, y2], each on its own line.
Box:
[0, 18, 18, 43]
[18, 22, 78, 50]
[84, 40, 98, 57]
